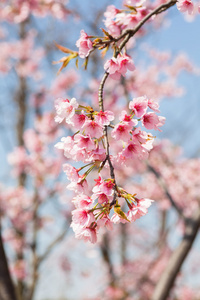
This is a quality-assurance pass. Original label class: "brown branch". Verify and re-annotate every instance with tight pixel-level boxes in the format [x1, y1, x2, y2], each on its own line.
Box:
[98, 73, 118, 206]
[0, 227, 17, 300]
[152, 208, 200, 300]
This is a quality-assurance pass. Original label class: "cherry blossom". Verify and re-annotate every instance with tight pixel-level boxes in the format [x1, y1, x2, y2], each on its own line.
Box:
[104, 54, 135, 80]
[54, 97, 78, 124]
[142, 112, 166, 131]
[127, 198, 154, 221]
[129, 96, 148, 118]
[177, 0, 194, 14]
[76, 30, 93, 58]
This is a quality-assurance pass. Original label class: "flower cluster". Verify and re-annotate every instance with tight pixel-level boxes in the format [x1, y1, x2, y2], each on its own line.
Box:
[104, 53, 135, 80]
[55, 95, 165, 243]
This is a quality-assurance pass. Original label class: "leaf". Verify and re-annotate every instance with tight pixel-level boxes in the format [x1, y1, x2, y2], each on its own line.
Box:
[101, 45, 109, 58]
[101, 28, 110, 37]
[101, 28, 113, 40]
[54, 42, 75, 54]
[114, 205, 130, 222]
[53, 52, 78, 74]
[75, 58, 79, 68]
[124, 5, 138, 13]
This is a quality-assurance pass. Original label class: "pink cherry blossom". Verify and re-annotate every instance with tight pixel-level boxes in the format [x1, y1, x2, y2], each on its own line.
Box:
[116, 12, 138, 29]
[71, 223, 97, 243]
[119, 110, 138, 127]
[177, 0, 194, 14]
[97, 216, 113, 230]
[111, 122, 132, 142]
[104, 57, 120, 79]
[99, 180, 115, 196]
[148, 99, 160, 112]
[127, 198, 154, 222]
[92, 192, 110, 204]
[82, 120, 103, 138]
[88, 147, 106, 162]
[76, 30, 93, 58]
[104, 5, 120, 20]
[72, 194, 93, 209]
[67, 177, 89, 194]
[118, 54, 135, 76]
[95, 110, 114, 126]
[92, 176, 113, 203]
[142, 112, 165, 131]
[70, 112, 87, 129]
[129, 96, 148, 118]
[121, 142, 144, 159]
[74, 134, 96, 151]
[104, 54, 135, 80]
[55, 136, 75, 158]
[63, 163, 79, 182]
[72, 209, 95, 227]
[54, 97, 78, 124]
[103, 5, 121, 37]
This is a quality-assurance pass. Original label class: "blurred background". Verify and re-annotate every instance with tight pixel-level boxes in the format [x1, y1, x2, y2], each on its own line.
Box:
[0, 1, 200, 300]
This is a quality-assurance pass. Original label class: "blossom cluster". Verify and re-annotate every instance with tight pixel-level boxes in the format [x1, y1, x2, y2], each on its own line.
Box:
[55, 95, 165, 243]
[102, 0, 200, 40]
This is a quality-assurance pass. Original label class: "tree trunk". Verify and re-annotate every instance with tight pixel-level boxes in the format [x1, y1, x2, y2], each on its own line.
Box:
[0, 231, 17, 300]
[152, 209, 200, 300]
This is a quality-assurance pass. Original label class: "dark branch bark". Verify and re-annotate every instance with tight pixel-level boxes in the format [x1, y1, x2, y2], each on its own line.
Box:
[152, 208, 200, 300]
[0, 231, 17, 300]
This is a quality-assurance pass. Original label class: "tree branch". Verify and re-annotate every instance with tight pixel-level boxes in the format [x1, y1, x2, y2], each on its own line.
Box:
[98, 0, 177, 207]
[147, 163, 185, 219]
[100, 233, 116, 285]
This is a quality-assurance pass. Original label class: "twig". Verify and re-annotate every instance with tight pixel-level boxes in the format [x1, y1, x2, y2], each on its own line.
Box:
[147, 163, 185, 219]
[37, 226, 69, 265]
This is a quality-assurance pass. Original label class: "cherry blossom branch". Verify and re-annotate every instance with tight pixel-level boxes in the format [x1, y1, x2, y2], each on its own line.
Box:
[152, 207, 200, 300]
[97, 0, 177, 207]
[98, 73, 118, 206]
[116, 0, 177, 52]
[147, 163, 185, 219]
[94, 0, 177, 52]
